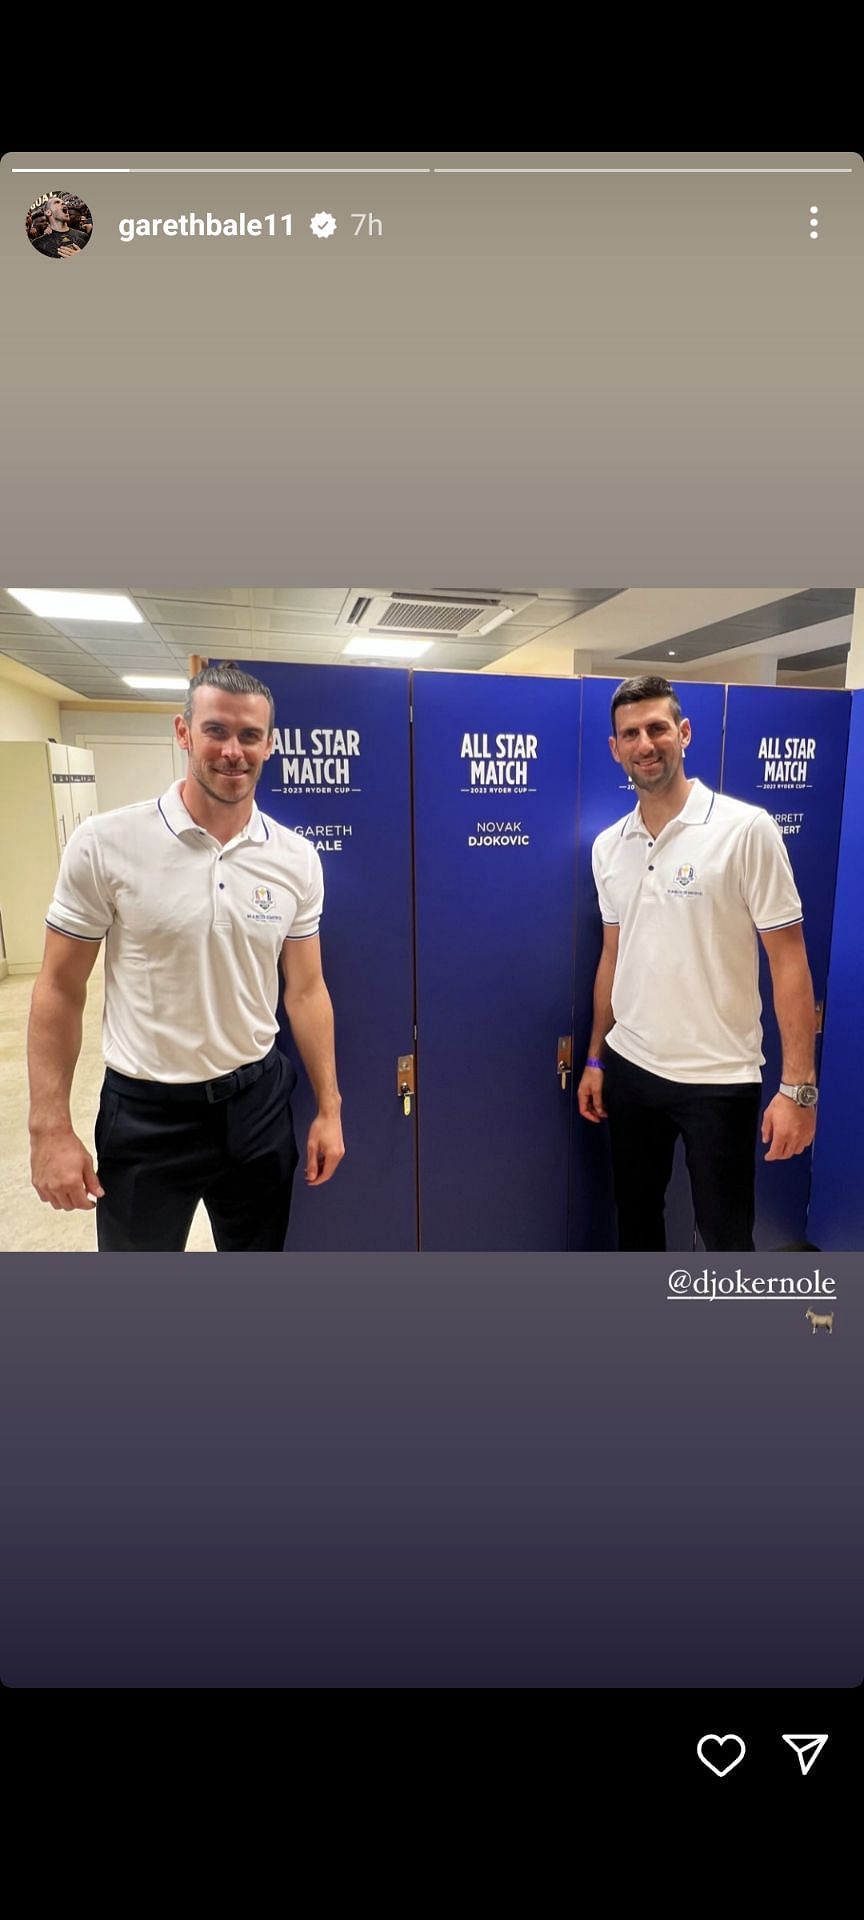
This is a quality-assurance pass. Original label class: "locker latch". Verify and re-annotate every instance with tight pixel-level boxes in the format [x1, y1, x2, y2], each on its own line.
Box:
[557, 1035, 573, 1090]
[397, 1054, 415, 1117]
[815, 999, 824, 1035]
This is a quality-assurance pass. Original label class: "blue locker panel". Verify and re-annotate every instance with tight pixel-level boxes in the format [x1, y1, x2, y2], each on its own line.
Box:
[569, 678, 725, 1249]
[228, 662, 416, 1251]
[413, 674, 582, 1250]
[721, 686, 851, 1249]
[807, 689, 864, 1249]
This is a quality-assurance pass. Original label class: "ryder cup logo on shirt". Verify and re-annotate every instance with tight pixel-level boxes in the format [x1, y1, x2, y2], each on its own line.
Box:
[246, 884, 283, 924]
[667, 860, 703, 898]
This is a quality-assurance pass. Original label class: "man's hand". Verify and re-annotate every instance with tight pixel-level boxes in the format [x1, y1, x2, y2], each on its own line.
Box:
[761, 1094, 816, 1162]
[305, 1111, 346, 1186]
[577, 1066, 607, 1124]
[31, 1126, 104, 1210]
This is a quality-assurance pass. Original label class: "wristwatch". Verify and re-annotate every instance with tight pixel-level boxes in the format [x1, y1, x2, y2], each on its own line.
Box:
[779, 1082, 818, 1108]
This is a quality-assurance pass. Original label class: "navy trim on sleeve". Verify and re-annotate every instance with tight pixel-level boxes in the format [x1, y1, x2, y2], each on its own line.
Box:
[45, 920, 104, 942]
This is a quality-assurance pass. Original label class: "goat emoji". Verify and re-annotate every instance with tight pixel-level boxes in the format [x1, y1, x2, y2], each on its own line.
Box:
[805, 1309, 834, 1335]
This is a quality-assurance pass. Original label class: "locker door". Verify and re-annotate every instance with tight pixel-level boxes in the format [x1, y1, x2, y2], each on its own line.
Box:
[807, 690, 864, 1248]
[569, 678, 726, 1250]
[413, 672, 581, 1250]
[80, 738, 172, 814]
[229, 661, 416, 1251]
[722, 686, 851, 1248]
[47, 743, 73, 856]
[66, 746, 98, 824]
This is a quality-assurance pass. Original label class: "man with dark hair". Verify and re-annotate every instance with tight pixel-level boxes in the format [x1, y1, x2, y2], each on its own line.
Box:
[182, 661, 276, 732]
[577, 676, 817, 1251]
[28, 664, 344, 1251]
[610, 673, 683, 729]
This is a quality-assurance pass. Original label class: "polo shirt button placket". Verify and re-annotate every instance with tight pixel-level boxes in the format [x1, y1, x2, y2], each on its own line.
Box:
[214, 849, 230, 926]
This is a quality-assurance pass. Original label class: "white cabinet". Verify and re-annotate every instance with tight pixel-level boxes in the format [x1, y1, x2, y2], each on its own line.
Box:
[66, 744, 99, 830]
[47, 741, 75, 856]
[0, 743, 98, 973]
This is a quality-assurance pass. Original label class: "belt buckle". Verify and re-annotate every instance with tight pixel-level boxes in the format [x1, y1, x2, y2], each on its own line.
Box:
[205, 1071, 238, 1105]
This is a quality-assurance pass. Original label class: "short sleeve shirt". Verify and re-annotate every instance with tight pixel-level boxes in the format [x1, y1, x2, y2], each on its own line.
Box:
[46, 782, 324, 1081]
[591, 779, 803, 1083]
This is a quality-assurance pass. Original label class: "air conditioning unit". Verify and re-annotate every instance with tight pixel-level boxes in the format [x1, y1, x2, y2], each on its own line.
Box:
[336, 589, 536, 641]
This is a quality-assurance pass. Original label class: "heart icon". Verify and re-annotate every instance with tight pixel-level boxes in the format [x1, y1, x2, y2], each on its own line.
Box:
[697, 1734, 746, 1777]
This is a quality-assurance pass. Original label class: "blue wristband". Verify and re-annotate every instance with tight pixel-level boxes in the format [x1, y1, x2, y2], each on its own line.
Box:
[586, 1058, 605, 1070]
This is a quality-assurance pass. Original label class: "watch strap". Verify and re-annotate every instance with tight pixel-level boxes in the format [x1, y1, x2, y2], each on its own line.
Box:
[779, 1081, 818, 1105]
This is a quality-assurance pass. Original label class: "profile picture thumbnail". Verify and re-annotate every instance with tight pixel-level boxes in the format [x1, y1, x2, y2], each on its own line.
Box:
[26, 191, 93, 260]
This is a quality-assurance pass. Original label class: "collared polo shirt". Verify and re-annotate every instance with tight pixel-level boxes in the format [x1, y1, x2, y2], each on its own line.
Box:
[591, 778, 803, 1084]
[46, 781, 324, 1082]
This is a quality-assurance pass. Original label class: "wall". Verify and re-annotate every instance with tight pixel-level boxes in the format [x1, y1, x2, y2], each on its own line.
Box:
[60, 704, 185, 807]
[0, 662, 61, 741]
[0, 664, 64, 967]
[0, 695, 180, 971]
[58, 704, 178, 746]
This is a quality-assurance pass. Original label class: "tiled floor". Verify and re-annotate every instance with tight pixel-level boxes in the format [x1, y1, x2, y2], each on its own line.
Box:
[1, 957, 215, 1252]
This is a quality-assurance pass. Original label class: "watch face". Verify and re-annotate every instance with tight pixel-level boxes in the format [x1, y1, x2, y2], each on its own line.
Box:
[798, 1085, 818, 1107]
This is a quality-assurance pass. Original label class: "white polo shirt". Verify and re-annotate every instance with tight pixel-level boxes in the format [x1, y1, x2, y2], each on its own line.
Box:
[591, 778, 803, 1084]
[46, 782, 324, 1082]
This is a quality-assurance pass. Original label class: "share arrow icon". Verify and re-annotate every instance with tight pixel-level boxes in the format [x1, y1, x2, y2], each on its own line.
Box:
[781, 1734, 829, 1775]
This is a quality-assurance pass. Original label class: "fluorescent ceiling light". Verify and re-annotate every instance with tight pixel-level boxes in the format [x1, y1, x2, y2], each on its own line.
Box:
[122, 675, 189, 690]
[8, 590, 143, 622]
[342, 637, 433, 660]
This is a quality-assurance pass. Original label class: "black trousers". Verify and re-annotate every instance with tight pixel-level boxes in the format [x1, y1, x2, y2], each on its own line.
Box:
[602, 1049, 762, 1252]
[95, 1047, 299, 1252]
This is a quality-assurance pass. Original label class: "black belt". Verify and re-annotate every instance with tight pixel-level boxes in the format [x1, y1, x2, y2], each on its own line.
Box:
[105, 1045, 280, 1105]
